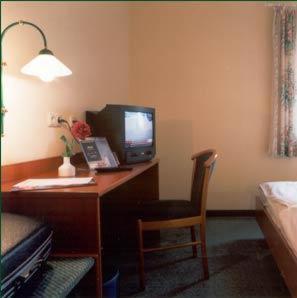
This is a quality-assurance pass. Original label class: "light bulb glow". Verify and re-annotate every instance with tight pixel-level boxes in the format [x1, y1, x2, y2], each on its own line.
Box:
[39, 73, 55, 82]
[21, 52, 72, 81]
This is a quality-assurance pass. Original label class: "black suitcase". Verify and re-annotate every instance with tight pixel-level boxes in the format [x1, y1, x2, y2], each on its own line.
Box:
[1, 213, 53, 298]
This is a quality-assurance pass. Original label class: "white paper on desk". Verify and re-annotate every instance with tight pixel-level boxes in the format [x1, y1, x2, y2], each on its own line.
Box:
[12, 177, 96, 191]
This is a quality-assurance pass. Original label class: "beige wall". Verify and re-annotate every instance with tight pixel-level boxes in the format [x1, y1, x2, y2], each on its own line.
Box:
[2, 2, 296, 209]
[1, 1, 130, 164]
[129, 3, 297, 209]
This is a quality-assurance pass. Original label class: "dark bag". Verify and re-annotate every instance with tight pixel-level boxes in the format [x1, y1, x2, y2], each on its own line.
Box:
[1, 213, 53, 298]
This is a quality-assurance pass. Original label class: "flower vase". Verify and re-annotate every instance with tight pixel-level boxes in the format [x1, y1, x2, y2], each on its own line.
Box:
[58, 157, 76, 177]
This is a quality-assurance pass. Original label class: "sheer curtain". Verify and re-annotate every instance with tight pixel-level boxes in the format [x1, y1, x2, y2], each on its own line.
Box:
[271, 7, 297, 158]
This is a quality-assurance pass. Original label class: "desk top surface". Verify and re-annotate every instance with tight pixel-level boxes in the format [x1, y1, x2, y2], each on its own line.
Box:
[1, 159, 158, 196]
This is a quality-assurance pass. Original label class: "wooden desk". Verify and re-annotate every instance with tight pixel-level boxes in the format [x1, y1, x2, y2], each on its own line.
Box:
[1, 158, 159, 297]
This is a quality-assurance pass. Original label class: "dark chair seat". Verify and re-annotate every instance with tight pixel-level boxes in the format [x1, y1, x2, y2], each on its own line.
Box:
[135, 200, 197, 221]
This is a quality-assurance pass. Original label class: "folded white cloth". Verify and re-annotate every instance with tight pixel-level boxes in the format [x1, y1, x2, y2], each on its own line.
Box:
[259, 181, 297, 206]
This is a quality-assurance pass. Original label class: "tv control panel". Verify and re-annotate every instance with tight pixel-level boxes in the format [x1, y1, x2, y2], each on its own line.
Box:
[126, 149, 154, 164]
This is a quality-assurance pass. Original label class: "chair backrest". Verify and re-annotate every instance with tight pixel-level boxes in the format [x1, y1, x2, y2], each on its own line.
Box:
[190, 149, 218, 217]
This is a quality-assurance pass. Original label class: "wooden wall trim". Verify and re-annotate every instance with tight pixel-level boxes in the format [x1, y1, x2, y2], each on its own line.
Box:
[1, 156, 62, 183]
[1, 153, 86, 184]
[206, 210, 256, 217]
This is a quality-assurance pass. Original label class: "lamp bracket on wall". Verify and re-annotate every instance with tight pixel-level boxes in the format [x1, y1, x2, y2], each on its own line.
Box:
[1, 20, 72, 137]
[1, 20, 49, 137]
[1, 20, 48, 49]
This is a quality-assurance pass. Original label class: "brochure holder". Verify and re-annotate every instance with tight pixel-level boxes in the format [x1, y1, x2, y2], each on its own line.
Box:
[80, 137, 119, 170]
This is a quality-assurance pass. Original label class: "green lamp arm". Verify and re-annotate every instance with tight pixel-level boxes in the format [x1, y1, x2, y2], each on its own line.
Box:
[1, 20, 48, 136]
[1, 20, 48, 48]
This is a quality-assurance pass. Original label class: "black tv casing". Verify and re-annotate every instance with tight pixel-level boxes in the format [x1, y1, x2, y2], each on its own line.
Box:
[86, 104, 156, 164]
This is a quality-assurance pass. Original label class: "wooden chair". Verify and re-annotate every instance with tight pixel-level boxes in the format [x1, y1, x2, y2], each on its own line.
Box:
[136, 149, 218, 289]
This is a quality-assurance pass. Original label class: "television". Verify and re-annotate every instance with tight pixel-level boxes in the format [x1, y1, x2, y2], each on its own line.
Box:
[86, 104, 156, 164]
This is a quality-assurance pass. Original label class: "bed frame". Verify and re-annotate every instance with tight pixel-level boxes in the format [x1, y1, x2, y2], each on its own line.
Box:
[256, 196, 297, 297]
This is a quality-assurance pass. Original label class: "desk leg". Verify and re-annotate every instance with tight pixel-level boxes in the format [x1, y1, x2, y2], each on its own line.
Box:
[94, 256, 102, 297]
[96, 198, 103, 298]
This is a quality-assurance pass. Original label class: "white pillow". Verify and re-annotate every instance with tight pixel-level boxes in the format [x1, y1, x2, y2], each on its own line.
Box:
[259, 181, 297, 206]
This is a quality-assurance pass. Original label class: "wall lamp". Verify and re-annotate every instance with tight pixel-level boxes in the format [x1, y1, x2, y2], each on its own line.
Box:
[1, 20, 72, 136]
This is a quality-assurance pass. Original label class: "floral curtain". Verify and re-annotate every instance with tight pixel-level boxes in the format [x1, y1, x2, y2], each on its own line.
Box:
[271, 7, 297, 158]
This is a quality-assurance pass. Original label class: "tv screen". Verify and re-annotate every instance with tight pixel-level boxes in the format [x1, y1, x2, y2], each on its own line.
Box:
[125, 111, 153, 148]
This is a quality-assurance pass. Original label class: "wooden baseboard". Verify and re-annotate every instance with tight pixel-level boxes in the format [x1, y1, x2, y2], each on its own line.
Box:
[206, 210, 256, 217]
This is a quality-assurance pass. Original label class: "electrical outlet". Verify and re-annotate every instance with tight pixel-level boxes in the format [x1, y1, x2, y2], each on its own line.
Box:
[48, 112, 62, 127]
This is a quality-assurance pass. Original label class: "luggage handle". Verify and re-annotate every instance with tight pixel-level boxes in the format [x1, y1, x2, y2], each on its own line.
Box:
[20, 258, 46, 280]
[12, 258, 47, 293]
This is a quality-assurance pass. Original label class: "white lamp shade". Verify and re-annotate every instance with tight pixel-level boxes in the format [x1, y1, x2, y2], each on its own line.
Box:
[21, 50, 72, 82]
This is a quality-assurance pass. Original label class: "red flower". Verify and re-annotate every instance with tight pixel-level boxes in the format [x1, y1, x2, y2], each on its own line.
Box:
[71, 121, 91, 140]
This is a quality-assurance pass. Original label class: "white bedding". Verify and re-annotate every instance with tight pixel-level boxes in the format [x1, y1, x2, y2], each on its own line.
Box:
[260, 181, 297, 206]
[259, 181, 297, 258]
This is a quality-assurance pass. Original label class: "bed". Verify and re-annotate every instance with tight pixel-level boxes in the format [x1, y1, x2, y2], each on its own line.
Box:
[256, 181, 297, 297]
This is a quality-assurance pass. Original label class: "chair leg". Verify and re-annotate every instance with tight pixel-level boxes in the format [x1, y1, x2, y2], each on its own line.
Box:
[190, 226, 197, 258]
[137, 219, 145, 290]
[200, 223, 209, 280]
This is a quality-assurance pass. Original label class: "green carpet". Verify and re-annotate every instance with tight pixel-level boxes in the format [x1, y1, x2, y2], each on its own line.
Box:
[116, 217, 290, 297]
